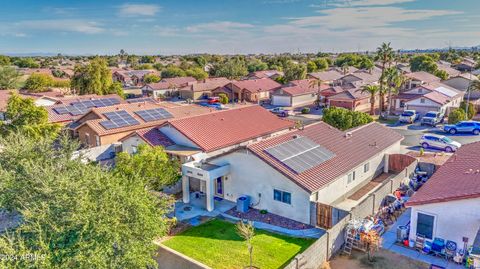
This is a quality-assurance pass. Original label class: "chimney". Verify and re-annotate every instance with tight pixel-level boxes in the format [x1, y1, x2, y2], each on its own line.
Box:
[345, 132, 352, 139]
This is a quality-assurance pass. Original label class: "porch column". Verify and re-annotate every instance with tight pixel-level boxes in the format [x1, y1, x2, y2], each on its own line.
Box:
[205, 178, 215, 212]
[182, 175, 190, 203]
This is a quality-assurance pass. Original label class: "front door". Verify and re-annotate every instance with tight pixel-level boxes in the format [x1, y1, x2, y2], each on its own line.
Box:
[214, 177, 224, 197]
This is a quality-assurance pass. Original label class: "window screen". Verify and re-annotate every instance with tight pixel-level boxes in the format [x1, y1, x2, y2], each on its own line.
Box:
[417, 213, 434, 239]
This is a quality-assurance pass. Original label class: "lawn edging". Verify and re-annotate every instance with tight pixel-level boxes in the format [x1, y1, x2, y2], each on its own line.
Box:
[155, 242, 211, 269]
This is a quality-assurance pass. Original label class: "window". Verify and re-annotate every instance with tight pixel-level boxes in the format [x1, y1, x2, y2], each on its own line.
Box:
[273, 189, 291, 204]
[132, 146, 138, 154]
[347, 171, 356, 183]
[364, 163, 370, 173]
[420, 98, 425, 103]
[400, 101, 405, 108]
[95, 135, 100, 147]
[417, 213, 435, 239]
[418, 88, 423, 93]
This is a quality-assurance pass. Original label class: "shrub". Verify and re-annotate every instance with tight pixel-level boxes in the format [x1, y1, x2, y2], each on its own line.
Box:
[323, 107, 373, 131]
[23, 73, 54, 92]
[301, 107, 310, 114]
[448, 108, 466, 124]
[218, 93, 229, 104]
[459, 101, 477, 119]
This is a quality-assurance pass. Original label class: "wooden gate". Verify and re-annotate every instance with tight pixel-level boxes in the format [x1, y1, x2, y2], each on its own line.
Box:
[316, 203, 333, 229]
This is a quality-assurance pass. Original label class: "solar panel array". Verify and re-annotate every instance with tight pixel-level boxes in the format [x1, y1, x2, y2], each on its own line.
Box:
[135, 108, 173, 122]
[99, 110, 140, 130]
[127, 97, 156, 104]
[264, 136, 335, 174]
[53, 98, 121, 116]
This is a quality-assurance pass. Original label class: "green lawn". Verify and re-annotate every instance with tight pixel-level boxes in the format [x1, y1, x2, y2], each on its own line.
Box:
[162, 219, 314, 269]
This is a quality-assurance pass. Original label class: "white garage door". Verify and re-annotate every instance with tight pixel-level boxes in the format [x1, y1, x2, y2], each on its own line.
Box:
[406, 105, 439, 117]
[272, 95, 291, 107]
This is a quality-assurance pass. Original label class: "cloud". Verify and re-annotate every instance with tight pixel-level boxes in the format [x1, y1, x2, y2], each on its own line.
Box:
[118, 4, 161, 17]
[186, 21, 254, 33]
[14, 19, 104, 34]
[327, 0, 415, 7]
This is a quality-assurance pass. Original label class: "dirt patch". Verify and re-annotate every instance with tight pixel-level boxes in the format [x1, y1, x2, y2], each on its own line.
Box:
[330, 249, 429, 269]
[225, 208, 313, 230]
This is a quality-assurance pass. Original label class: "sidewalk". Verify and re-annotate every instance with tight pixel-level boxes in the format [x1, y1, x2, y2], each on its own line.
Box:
[382, 209, 464, 269]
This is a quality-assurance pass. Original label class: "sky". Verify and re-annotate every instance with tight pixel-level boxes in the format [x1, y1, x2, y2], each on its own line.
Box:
[0, 0, 479, 55]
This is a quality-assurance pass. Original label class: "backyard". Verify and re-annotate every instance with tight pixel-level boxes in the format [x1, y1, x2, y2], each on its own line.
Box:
[329, 249, 429, 269]
[162, 219, 315, 269]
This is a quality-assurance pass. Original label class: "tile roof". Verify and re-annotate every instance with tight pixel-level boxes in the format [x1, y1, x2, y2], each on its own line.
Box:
[161, 76, 197, 86]
[181, 77, 231, 92]
[328, 86, 370, 100]
[407, 141, 480, 206]
[165, 105, 294, 152]
[276, 79, 328, 96]
[308, 70, 345, 81]
[128, 127, 175, 147]
[437, 62, 461, 77]
[405, 71, 441, 83]
[248, 70, 283, 79]
[248, 122, 403, 192]
[76, 103, 214, 136]
[231, 78, 281, 93]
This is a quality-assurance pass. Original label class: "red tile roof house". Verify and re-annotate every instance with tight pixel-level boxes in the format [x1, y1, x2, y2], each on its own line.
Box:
[171, 118, 403, 224]
[221, 78, 281, 103]
[406, 141, 480, 260]
[112, 70, 157, 87]
[326, 84, 379, 112]
[246, 70, 284, 80]
[270, 79, 329, 107]
[404, 71, 441, 90]
[141, 77, 197, 99]
[178, 77, 231, 101]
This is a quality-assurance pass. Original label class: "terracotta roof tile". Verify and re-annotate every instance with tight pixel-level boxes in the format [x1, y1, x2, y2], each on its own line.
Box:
[132, 127, 175, 147]
[231, 78, 281, 93]
[407, 141, 480, 206]
[405, 71, 441, 83]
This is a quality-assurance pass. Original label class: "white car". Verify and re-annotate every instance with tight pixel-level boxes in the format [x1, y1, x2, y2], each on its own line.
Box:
[420, 134, 461, 152]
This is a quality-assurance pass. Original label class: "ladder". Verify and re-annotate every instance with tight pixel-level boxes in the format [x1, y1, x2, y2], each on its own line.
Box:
[343, 231, 355, 255]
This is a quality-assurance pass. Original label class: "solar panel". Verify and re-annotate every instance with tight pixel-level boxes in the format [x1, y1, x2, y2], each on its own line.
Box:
[127, 97, 155, 104]
[264, 136, 335, 174]
[54, 98, 121, 116]
[53, 106, 70, 114]
[100, 110, 140, 130]
[135, 108, 173, 122]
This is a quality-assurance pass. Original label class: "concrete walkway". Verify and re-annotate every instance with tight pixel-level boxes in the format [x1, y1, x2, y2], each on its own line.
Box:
[382, 209, 464, 269]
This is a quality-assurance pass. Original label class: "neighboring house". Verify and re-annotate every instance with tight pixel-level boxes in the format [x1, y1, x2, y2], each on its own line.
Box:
[180, 121, 402, 224]
[112, 70, 156, 87]
[45, 94, 125, 126]
[73, 102, 213, 147]
[327, 85, 377, 112]
[437, 61, 461, 78]
[179, 77, 231, 101]
[406, 141, 480, 268]
[142, 77, 196, 99]
[404, 71, 441, 90]
[307, 69, 345, 85]
[442, 73, 479, 92]
[18, 90, 65, 106]
[222, 78, 281, 103]
[336, 70, 382, 87]
[246, 70, 283, 80]
[393, 82, 463, 116]
[453, 58, 477, 72]
[271, 79, 328, 107]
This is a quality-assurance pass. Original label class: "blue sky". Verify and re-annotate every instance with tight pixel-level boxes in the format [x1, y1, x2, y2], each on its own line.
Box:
[0, 0, 479, 55]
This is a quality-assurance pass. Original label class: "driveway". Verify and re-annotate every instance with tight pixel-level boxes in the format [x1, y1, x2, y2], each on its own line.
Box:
[379, 121, 480, 150]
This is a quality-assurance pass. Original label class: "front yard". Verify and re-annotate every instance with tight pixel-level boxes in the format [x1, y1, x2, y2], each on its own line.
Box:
[162, 219, 314, 269]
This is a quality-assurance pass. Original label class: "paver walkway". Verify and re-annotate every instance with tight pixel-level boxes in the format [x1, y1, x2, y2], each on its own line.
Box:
[382, 208, 464, 269]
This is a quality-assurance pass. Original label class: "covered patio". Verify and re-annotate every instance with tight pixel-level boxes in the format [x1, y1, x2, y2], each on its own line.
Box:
[174, 192, 236, 222]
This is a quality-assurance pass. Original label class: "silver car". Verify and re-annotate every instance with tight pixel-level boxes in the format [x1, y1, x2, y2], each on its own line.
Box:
[420, 134, 461, 152]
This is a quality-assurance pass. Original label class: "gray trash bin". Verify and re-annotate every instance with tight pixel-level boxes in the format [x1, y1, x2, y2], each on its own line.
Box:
[236, 196, 250, 213]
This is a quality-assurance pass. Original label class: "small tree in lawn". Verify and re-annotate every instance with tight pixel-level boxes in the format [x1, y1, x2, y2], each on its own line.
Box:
[218, 93, 229, 104]
[237, 220, 255, 269]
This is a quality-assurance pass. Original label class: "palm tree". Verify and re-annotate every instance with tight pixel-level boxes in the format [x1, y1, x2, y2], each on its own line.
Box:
[382, 67, 405, 114]
[359, 84, 380, 115]
[376, 42, 395, 112]
[465, 80, 480, 114]
[341, 62, 350, 75]
[309, 79, 323, 108]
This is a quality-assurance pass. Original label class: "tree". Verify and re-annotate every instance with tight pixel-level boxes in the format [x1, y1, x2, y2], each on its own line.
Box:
[382, 67, 404, 114]
[185, 67, 208, 80]
[359, 57, 375, 73]
[161, 66, 187, 78]
[140, 55, 156, 64]
[114, 144, 180, 191]
[0, 66, 22, 90]
[309, 79, 323, 107]
[360, 230, 381, 262]
[459, 101, 477, 119]
[0, 55, 11, 66]
[306, 61, 318, 72]
[247, 59, 268, 72]
[283, 62, 306, 82]
[218, 93, 229, 104]
[376, 42, 395, 112]
[236, 220, 255, 269]
[135, 63, 154, 70]
[213, 57, 248, 79]
[24, 73, 54, 92]
[143, 73, 161, 84]
[323, 107, 373, 131]
[0, 133, 174, 268]
[448, 108, 466, 124]
[313, 58, 329, 71]
[194, 56, 207, 68]
[434, 69, 449, 80]
[105, 81, 125, 99]
[71, 57, 113, 95]
[409, 55, 438, 73]
[0, 94, 60, 139]
[14, 57, 40, 68]
[359, 85, 380, 115]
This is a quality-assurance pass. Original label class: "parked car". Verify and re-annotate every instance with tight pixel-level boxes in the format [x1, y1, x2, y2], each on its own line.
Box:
[207, 96, 220, 104]
[420, 111, 444, 127]
[269, 107, 293, 117]
[443, 121, 480, 135]
[399, 110, 419, 124]
[199, 102, 224, 110]
[420, 134, 461, 152]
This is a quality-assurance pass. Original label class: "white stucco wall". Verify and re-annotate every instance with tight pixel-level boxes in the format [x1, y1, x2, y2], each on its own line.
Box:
[315, 141, 401, 204]
[159, 125, 200, 149]
[408, 197, 480, 249]
[209, 149, 312, 224]
[121, 135, 146, 154]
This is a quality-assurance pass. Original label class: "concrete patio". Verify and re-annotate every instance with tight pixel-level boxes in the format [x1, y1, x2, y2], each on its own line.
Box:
[173, 192, 235, 223]
[382, 208, 464, 269]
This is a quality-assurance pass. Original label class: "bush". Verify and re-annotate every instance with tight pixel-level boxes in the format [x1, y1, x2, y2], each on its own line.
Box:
[323, 107, 373, 131]
[23, 73, 54, 92]
[218, 93, 229, 104]
[301, 107, 310, 114]
[448, 108, 466, 124]
[459, 101, 477, 119]
[143, 74, 161, 84]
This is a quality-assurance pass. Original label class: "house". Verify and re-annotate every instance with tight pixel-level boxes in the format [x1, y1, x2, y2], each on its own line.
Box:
[326, 84, 377, 112]
[453, 58, 477, 72]
[73, 102, 213, 147]
[246, 70, 283, 80]
[45, 94, 125, 126]
[392, 82, 463, 116]
[336, 70, 382, 87]
[120, 105, 293, 163]
[437, 61, 461, 78]
[180, 121, 402, 224]
[142, 77, 196, 99]
[406, 141, 480, 267]
[307, 69, 345, 85]
[112, 70, 157, 87]
[221, 78, 281, 103]
[404, 71, 441, 90]
[442, 73, 479, 92]
[270, 79, 328, 107]
[179, 77, 231, 101]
